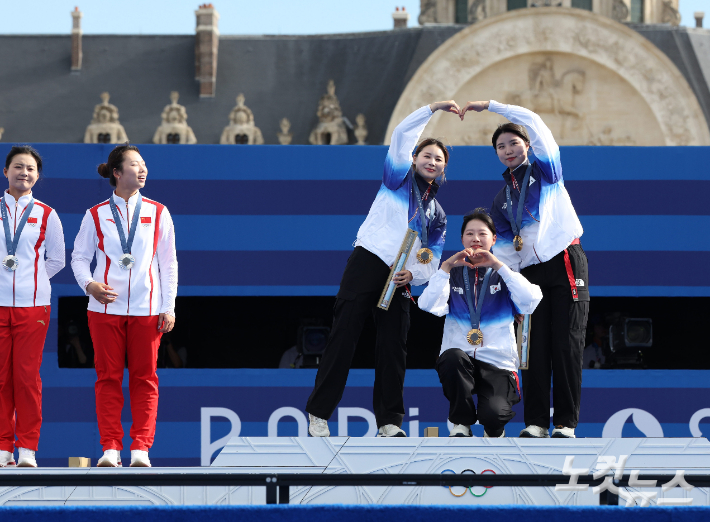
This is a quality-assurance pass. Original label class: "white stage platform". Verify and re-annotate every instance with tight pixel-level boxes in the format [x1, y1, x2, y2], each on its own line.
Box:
[0, 437, 708, 506]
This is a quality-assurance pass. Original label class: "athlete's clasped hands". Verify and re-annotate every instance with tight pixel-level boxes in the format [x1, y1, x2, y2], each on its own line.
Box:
[427, 100, 492, 120]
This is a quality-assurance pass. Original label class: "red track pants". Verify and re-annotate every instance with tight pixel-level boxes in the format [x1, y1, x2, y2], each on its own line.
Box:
[88, 312, 162, 451]
[0, 305, 50, 453]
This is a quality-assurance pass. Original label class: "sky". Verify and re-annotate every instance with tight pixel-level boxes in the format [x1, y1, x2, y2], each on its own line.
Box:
[0, 0, 706, 35]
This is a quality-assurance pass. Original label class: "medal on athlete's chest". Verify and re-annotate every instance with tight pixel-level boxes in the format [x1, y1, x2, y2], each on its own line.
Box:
[514, 235, 523, 252]
[506, 164, 533, 254]
[1, 196, 35, 272]
[411, 176, 434, 265]
[109, 194, 143, 271]
[463, 267, 493, 347]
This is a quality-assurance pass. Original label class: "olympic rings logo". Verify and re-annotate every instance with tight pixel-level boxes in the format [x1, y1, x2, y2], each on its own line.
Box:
[441, 469, 496, 497]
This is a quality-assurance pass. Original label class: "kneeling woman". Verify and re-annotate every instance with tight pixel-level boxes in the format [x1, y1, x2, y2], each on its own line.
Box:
[71, 144, 177, 467]
[419, 210, 541, 437]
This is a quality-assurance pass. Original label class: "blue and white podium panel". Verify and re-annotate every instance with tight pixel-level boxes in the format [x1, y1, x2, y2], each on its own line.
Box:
[210, 437, 710, 506]
[0, 437, 708, 506]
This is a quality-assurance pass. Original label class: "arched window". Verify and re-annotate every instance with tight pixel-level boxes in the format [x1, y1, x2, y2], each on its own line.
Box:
[630, 0, 644, 22]
[507, 0, 528, 11]
[571, 0, 592, 10]
[455, 0, 468, 23]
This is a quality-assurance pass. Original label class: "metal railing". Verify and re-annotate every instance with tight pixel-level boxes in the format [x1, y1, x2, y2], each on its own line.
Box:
[1, 472, 709, 505]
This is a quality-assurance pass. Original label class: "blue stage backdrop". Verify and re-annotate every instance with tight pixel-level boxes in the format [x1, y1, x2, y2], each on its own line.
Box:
[0, 143, 708, 466]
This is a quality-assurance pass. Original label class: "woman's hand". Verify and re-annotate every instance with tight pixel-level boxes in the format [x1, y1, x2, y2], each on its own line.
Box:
[393, 270, 413, 288]
[430, 100, 461, 115]
[87, 282, 118, 305]
[468, 248, 504, 270]
[440, 248, 477, 274]
[459, 101, 490, 120]
[158, 313, 175, 333]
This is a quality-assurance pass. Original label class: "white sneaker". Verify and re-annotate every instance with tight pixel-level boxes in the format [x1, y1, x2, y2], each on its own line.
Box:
[130, 450, 151, 467]
[377, 424, 407, 437]
[0, 450, 16, 467]
[97, 449, 120, 467]
[551, 425, 576, 438]
[308, 414, 330, 437]
[484, 429, 505, 438]
[17, 448, 36, 468]
[519, 425, 549, 438]
[449, 424, 472, 437]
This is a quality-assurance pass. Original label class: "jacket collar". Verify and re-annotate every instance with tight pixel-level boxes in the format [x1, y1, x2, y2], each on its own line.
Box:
[414, 171, 439, 200]
[3, 190, 33, 208]
[111, 190, 141, 208]
[501, 160, 531, 188]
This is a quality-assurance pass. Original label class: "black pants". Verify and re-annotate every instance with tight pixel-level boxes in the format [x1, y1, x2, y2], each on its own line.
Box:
[520, 244, 589, 429]
[436, 349, 520, 437]
[306, 247, 411, 427]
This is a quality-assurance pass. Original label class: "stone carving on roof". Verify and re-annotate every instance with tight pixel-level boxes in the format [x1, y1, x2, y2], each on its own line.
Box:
[309, 80, 348, 145]
[0, 127, 3, 141]
[612, 0, 629, 22]
[220, 94, 264, 145]
[661, 0, 681, 26]
[153, 92, 197, 145]
[354, 114, 368, 145]
[84, 92, 128, 144]
[277, 118, 293, 145]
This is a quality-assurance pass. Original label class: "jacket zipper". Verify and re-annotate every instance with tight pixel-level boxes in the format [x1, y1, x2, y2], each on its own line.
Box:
[12, 201, 16, 307]
[126, 200, 132, 315]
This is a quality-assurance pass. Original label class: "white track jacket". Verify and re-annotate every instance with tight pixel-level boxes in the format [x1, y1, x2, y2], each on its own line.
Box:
[71, 191, 177, 316]
[0, 191, 65, 307]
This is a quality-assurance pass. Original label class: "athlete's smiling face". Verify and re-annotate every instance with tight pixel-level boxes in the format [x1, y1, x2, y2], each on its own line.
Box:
[3, 153, 39, 197]
[462, 218, 496, 252]
[114, 150, 148, 193]
[413, 144, 446, 183]
[495, 132, 529, 171]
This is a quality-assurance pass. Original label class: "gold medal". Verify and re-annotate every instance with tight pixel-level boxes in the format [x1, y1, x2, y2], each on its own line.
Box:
[514, 235, 523, 252]
[466, 329, 483, 345]
[417, 247, 433, 264]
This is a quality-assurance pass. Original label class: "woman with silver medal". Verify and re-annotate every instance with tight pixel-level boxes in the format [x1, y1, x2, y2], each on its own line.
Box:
[0, 146, 65, 468]
[460, 101, 588, 439]
[71, 144, 177, 468]
[418, 210, 541, 438]
[305, 101, 458, 438]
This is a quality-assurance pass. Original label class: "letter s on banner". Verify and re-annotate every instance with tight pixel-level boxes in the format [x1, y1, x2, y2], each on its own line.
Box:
[689, 408, 710, 437]
[201, 407, 241, 467]
[338, 407, 377, 437]
[602, 408, 663, 438]
[268, 407, 308, 437]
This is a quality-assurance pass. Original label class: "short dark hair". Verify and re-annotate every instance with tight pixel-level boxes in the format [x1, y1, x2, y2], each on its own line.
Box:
[97, 143, 140, 187]
[414, 138, 450, 183]
[492, 123, 530, 149]
[5, 145, 43, 175]
[461, 208, 496, 237]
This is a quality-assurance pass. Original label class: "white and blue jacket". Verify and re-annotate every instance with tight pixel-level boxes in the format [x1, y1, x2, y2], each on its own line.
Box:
[419, 265, 542, 372]
[488, 101, 583, 272]
[355, 106, 447, 286]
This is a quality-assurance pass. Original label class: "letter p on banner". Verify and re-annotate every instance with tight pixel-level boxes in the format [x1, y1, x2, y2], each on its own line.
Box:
[201, 407, 242, 466]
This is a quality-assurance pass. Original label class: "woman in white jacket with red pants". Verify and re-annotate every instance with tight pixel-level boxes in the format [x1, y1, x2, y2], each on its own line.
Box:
[71, 144, 177, 468]
[0, 146, 65, 468]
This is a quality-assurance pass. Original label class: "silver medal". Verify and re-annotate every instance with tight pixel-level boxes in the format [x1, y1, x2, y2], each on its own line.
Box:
[2, 255, 18, 272]
[118, 253, 135, 270]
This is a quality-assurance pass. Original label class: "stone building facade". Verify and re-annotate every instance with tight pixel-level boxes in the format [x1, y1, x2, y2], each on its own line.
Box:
[0, 3, 707, 145]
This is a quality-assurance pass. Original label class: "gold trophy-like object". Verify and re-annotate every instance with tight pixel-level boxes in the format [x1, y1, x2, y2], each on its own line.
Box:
[377, 229, 418, 310]
[516, 314, 531, 370]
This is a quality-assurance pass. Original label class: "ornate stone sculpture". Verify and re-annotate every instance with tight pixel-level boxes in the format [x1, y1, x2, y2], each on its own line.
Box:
[0, 128, 4, 141]
[220, 94, 264, 145]
[612, 0, 629, 22]
[84, 92, 128, 144]
[153, 92, 197, 145]
[468, 0, 487, 24]
[309, 80, 348, 145]
[277, 118, 293, 145]
[354, 114, 368, 145]
[418, 0, 437, 24]
[661, 0, 681, 26]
